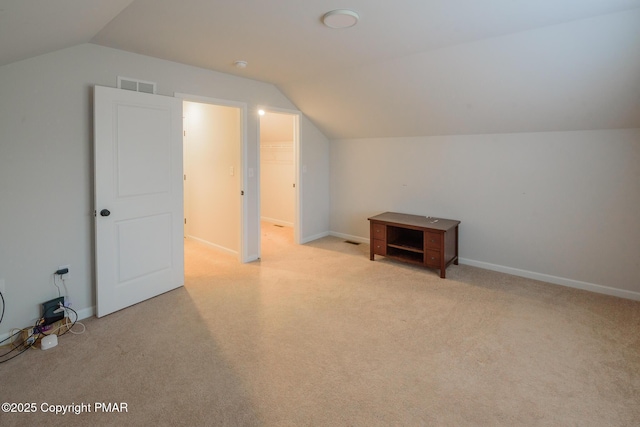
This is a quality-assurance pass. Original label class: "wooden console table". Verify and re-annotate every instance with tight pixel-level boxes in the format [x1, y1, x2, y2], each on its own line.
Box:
[368, 212, 460, 278]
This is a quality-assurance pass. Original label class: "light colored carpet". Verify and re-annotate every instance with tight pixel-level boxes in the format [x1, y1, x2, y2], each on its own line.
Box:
[1, 223, 639, 426]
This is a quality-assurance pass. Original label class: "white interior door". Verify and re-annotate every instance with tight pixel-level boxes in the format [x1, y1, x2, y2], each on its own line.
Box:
[94, 85, 184, 317]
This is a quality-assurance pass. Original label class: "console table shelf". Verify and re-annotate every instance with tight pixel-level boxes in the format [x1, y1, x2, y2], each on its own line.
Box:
[387, 243, 423, 253]
[368, 212, 460, 278]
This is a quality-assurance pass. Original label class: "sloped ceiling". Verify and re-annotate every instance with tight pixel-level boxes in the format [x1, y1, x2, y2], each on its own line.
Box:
[0, 0, 134, 66]
[2, 0, 640, 139]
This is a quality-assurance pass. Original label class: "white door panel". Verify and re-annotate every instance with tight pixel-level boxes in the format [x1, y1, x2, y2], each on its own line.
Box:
[94, 86, 184, 317]
[116, 213, 173, 282]
[117, 104, 172, 196]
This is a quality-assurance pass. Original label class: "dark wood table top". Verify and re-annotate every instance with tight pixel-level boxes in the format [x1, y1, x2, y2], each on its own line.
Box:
[368, 212, 460, 231]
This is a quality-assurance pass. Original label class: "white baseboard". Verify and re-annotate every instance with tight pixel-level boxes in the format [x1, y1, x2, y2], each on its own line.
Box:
[458, 258, 640, 301]
[301, 231, 330, 244]
[326, 231, 639, 301]
[244, 254, 259, 263]
[261, 217, 294, 228]
[186, 235, 238, 256]
[74, 305, 95, 321]
[0, 305, 96, 345]
[329, 231, 370, 244]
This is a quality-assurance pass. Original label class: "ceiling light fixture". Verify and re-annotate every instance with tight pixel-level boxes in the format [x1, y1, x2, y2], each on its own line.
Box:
[322, 9, 359, 29]
[234, 60, 248, 69]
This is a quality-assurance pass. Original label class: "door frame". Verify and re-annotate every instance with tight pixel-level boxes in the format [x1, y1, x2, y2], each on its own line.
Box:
[257, 106, 302, 253]
[175, 92, 249, 262]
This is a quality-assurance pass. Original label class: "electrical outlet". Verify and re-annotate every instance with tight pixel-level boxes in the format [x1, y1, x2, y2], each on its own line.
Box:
[0, 278, 5, 294]
[57, 265, 70, 280]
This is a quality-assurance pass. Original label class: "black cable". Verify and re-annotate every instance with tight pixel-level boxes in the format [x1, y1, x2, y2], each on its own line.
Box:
[0, 290, 4, 325]
[0, 301, 79, 364]
[0, 330, 37, 362]
[0, 345, 32, 363]
[0, 329, 22, 346]
[0, 311, 50, 364]
[1, 335, 32, 357]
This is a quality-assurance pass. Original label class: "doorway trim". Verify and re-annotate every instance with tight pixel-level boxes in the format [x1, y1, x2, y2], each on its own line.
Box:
[257, 105, 301, 256]
[175, 92, 249, 263]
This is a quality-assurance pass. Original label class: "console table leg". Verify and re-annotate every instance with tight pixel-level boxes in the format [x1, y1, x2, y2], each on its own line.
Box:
[453, 225, 459, 266]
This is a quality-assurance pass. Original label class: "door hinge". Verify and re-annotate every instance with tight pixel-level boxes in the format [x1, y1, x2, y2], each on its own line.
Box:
[293, 183, 296, 188]
[184, 218, 187, 224]
[184, 174, 186, 181]
[241, 191, 244, 196]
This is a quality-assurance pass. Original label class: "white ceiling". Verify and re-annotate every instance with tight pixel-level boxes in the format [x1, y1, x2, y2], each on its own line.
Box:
[2, 0, 640, 139]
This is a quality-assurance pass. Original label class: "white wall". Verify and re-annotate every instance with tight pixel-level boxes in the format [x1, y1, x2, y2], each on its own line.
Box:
[330, 129, 640, 298]
[299, 115, 331, 242]
[184, 101, 240, 253]
[0, 43, 330, 337]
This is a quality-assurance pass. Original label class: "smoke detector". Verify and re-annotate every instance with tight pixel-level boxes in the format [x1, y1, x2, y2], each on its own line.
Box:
[322, 9, 359, 29]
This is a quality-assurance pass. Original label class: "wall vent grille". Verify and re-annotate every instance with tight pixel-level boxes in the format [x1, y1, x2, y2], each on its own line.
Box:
[117, 77, 157, 94]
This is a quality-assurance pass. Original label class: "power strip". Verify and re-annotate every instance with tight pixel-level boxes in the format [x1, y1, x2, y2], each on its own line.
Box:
[19, 318, 70, 349]
[23, 328, 36, 347]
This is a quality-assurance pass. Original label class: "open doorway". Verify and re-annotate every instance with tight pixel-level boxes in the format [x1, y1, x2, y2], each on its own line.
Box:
[259, 109, 299, 255]
[183, 100, 243, 260]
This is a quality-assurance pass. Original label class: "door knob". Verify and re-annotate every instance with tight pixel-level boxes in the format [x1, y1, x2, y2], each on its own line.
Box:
[100, 209, 111, 217]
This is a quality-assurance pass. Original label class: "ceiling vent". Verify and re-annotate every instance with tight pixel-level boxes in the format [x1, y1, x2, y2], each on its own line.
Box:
[117, 77, 157, 94]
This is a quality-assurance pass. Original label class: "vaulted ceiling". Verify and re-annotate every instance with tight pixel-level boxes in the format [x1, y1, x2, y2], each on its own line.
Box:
[2, 0, 639, 139]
